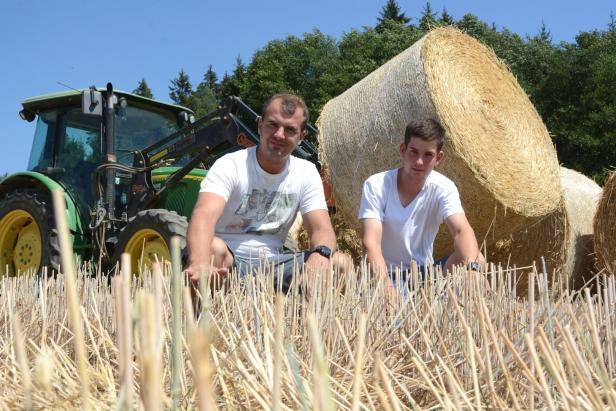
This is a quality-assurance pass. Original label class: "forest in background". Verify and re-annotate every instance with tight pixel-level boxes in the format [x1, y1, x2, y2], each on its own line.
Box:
[134, 0, 616, 184]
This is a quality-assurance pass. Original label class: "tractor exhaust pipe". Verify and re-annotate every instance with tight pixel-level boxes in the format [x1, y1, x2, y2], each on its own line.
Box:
[104, 83, 116, 220]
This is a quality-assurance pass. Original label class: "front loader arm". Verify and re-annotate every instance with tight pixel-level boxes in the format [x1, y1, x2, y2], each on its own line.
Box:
[125, 97, 260, 217]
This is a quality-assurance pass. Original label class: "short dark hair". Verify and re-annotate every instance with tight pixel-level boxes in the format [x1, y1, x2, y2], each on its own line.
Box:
[404, 118, 445, 150]
[261, 94, 309, 130]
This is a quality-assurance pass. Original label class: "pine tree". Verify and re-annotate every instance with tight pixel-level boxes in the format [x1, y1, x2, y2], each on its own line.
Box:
[133, 78, 153, 99]
[376, 0, 410, 32]
[440, 7, 454, 25]
[419, 2, 438, 31]
[220, 57, 247, 98]
[537, 21, 552, 43]
[203, 64, 219, 99]
[192, 65, 219, 117]
[168, 69, 193, 107]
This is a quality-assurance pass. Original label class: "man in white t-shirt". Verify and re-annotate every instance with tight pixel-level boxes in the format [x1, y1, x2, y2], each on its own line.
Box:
[358, 118, 484, 285]
[185, 94, 349, 292]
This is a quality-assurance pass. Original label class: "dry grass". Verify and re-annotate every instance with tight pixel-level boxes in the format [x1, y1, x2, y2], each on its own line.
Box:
[2, 256, 616, 409]
[1, 189, 615, 409]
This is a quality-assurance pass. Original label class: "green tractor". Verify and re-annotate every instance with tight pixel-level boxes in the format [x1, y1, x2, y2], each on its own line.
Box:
[1, 83, 320, 276]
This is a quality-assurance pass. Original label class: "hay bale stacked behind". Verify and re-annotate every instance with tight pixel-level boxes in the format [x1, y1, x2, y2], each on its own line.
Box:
[317, 27, 561, 248]
[594, 171, 616, 275]
[487, 167, 602, 291]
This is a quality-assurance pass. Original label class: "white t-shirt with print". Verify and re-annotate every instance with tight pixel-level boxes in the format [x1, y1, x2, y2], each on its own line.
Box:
[358, 168, 464, 269]
[200, 146, 327, 259]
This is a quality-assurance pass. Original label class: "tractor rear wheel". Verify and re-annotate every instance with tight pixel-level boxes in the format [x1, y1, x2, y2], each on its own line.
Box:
[0, 189, 60, 277]
[113, 209, 188, 275]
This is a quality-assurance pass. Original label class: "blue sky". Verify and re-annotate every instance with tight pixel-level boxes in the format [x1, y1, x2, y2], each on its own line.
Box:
[1, 0, 613, 175]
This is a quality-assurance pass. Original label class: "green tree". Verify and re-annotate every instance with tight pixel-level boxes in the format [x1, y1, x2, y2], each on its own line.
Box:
[203, 64, 219, 100]
[440, 7, 455, 25]
[537, 20, 552, 42]
[376, 0, 410, 32]
[168, 69, 193, 107]
[133, 78, 153, 99]
[192, 82, 217, 118]
[241, 31, 342, 119]
[419, 2, 438, 31]
[544, 24, 616, 183]
[337, 22, 421, 91]
[220, 57, 247, 98]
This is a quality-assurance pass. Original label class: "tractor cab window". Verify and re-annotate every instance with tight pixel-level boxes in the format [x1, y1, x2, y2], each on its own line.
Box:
[115, 104, 179, 165]
[57, 107, 102, 170]
[55, 107, 103, 206]
[27, 110, 56, 172]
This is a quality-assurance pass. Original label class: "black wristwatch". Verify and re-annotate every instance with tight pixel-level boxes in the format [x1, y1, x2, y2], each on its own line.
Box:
[312, 245, 332, 259]
[467, 261, 481, 271]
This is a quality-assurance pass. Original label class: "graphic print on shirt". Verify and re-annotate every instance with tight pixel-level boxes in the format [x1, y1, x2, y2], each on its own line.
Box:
[225, 188, 297, 234]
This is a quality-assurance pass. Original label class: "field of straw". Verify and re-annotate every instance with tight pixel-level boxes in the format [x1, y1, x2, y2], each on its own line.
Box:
[1, 192, 615, 410]
[3, 252, 616, 409]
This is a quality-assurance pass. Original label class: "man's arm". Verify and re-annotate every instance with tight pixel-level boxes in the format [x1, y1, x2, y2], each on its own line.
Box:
[301, 209, 336, 271]
[185, 192, 227, 280]
[443, 212, 480, 272]
[360, 218, 388, 278]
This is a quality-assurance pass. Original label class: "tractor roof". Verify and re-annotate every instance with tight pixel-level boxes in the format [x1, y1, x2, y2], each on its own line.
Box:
[21, 88, 193, 114]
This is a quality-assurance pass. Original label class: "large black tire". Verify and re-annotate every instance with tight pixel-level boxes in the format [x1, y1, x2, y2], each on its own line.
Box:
[113, 209, 188, 275]
[0, 189, 60, 277]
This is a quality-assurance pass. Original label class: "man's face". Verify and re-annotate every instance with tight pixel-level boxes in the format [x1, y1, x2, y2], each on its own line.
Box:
[400, 136, 444, 180]
[257, 98, 305, 163]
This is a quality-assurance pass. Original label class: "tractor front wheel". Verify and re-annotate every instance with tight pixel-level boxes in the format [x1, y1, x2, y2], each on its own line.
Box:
[0, 189, 60, 277]
[113, 209, 188, 275]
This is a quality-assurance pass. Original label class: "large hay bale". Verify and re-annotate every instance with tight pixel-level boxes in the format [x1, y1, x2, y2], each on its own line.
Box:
[487, 168, 602, 291]
[594, 171, 616, 275]
[317, 27, 561, 247]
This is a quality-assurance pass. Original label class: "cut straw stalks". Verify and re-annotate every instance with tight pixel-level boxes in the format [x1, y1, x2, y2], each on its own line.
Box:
[2, 239, 616, 408]
[0, 187, 614, 409]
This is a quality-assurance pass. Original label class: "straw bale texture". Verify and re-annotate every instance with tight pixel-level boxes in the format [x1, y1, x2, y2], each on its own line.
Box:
[594, 170, 616, 275]
[487, 167, 601, 291]
[317, 27, 560, 248]
[295, 211, 362, 261]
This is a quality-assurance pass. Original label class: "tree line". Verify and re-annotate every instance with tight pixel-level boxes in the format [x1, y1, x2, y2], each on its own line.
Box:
[135, 0, 616, 184]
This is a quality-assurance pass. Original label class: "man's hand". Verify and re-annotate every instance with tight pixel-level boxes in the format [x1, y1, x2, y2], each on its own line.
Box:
[305, 252, 330, 274]
[383, 277, 403, 310]
[185, 263, 229, 288]
[300, 252, 330, 294]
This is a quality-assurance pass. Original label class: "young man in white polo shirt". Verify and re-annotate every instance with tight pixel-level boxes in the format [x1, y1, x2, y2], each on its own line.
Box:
[359, 118, 484, 285]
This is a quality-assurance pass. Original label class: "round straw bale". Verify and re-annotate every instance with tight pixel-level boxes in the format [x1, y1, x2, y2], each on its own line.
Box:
[317, 27, 561, 246]
[487, 168, 601, 291]
[294, 211, 362, 261]
[593, 171, 616, 275]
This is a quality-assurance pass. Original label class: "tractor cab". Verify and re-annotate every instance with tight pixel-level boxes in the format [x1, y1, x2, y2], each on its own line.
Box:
[21, 88, 192, 213]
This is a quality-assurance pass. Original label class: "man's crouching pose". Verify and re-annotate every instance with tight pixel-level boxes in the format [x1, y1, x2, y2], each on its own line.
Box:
[185, 94, 350, 293]
[359, 118, 485, 289]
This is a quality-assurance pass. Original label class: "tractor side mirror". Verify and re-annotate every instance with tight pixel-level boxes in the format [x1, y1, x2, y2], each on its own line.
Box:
[82, 87, 103, 116]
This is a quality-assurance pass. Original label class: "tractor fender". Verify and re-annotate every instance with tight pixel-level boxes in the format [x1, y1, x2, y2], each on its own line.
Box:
[150, 167, 207, 219]
[0, 172, 83, 235]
